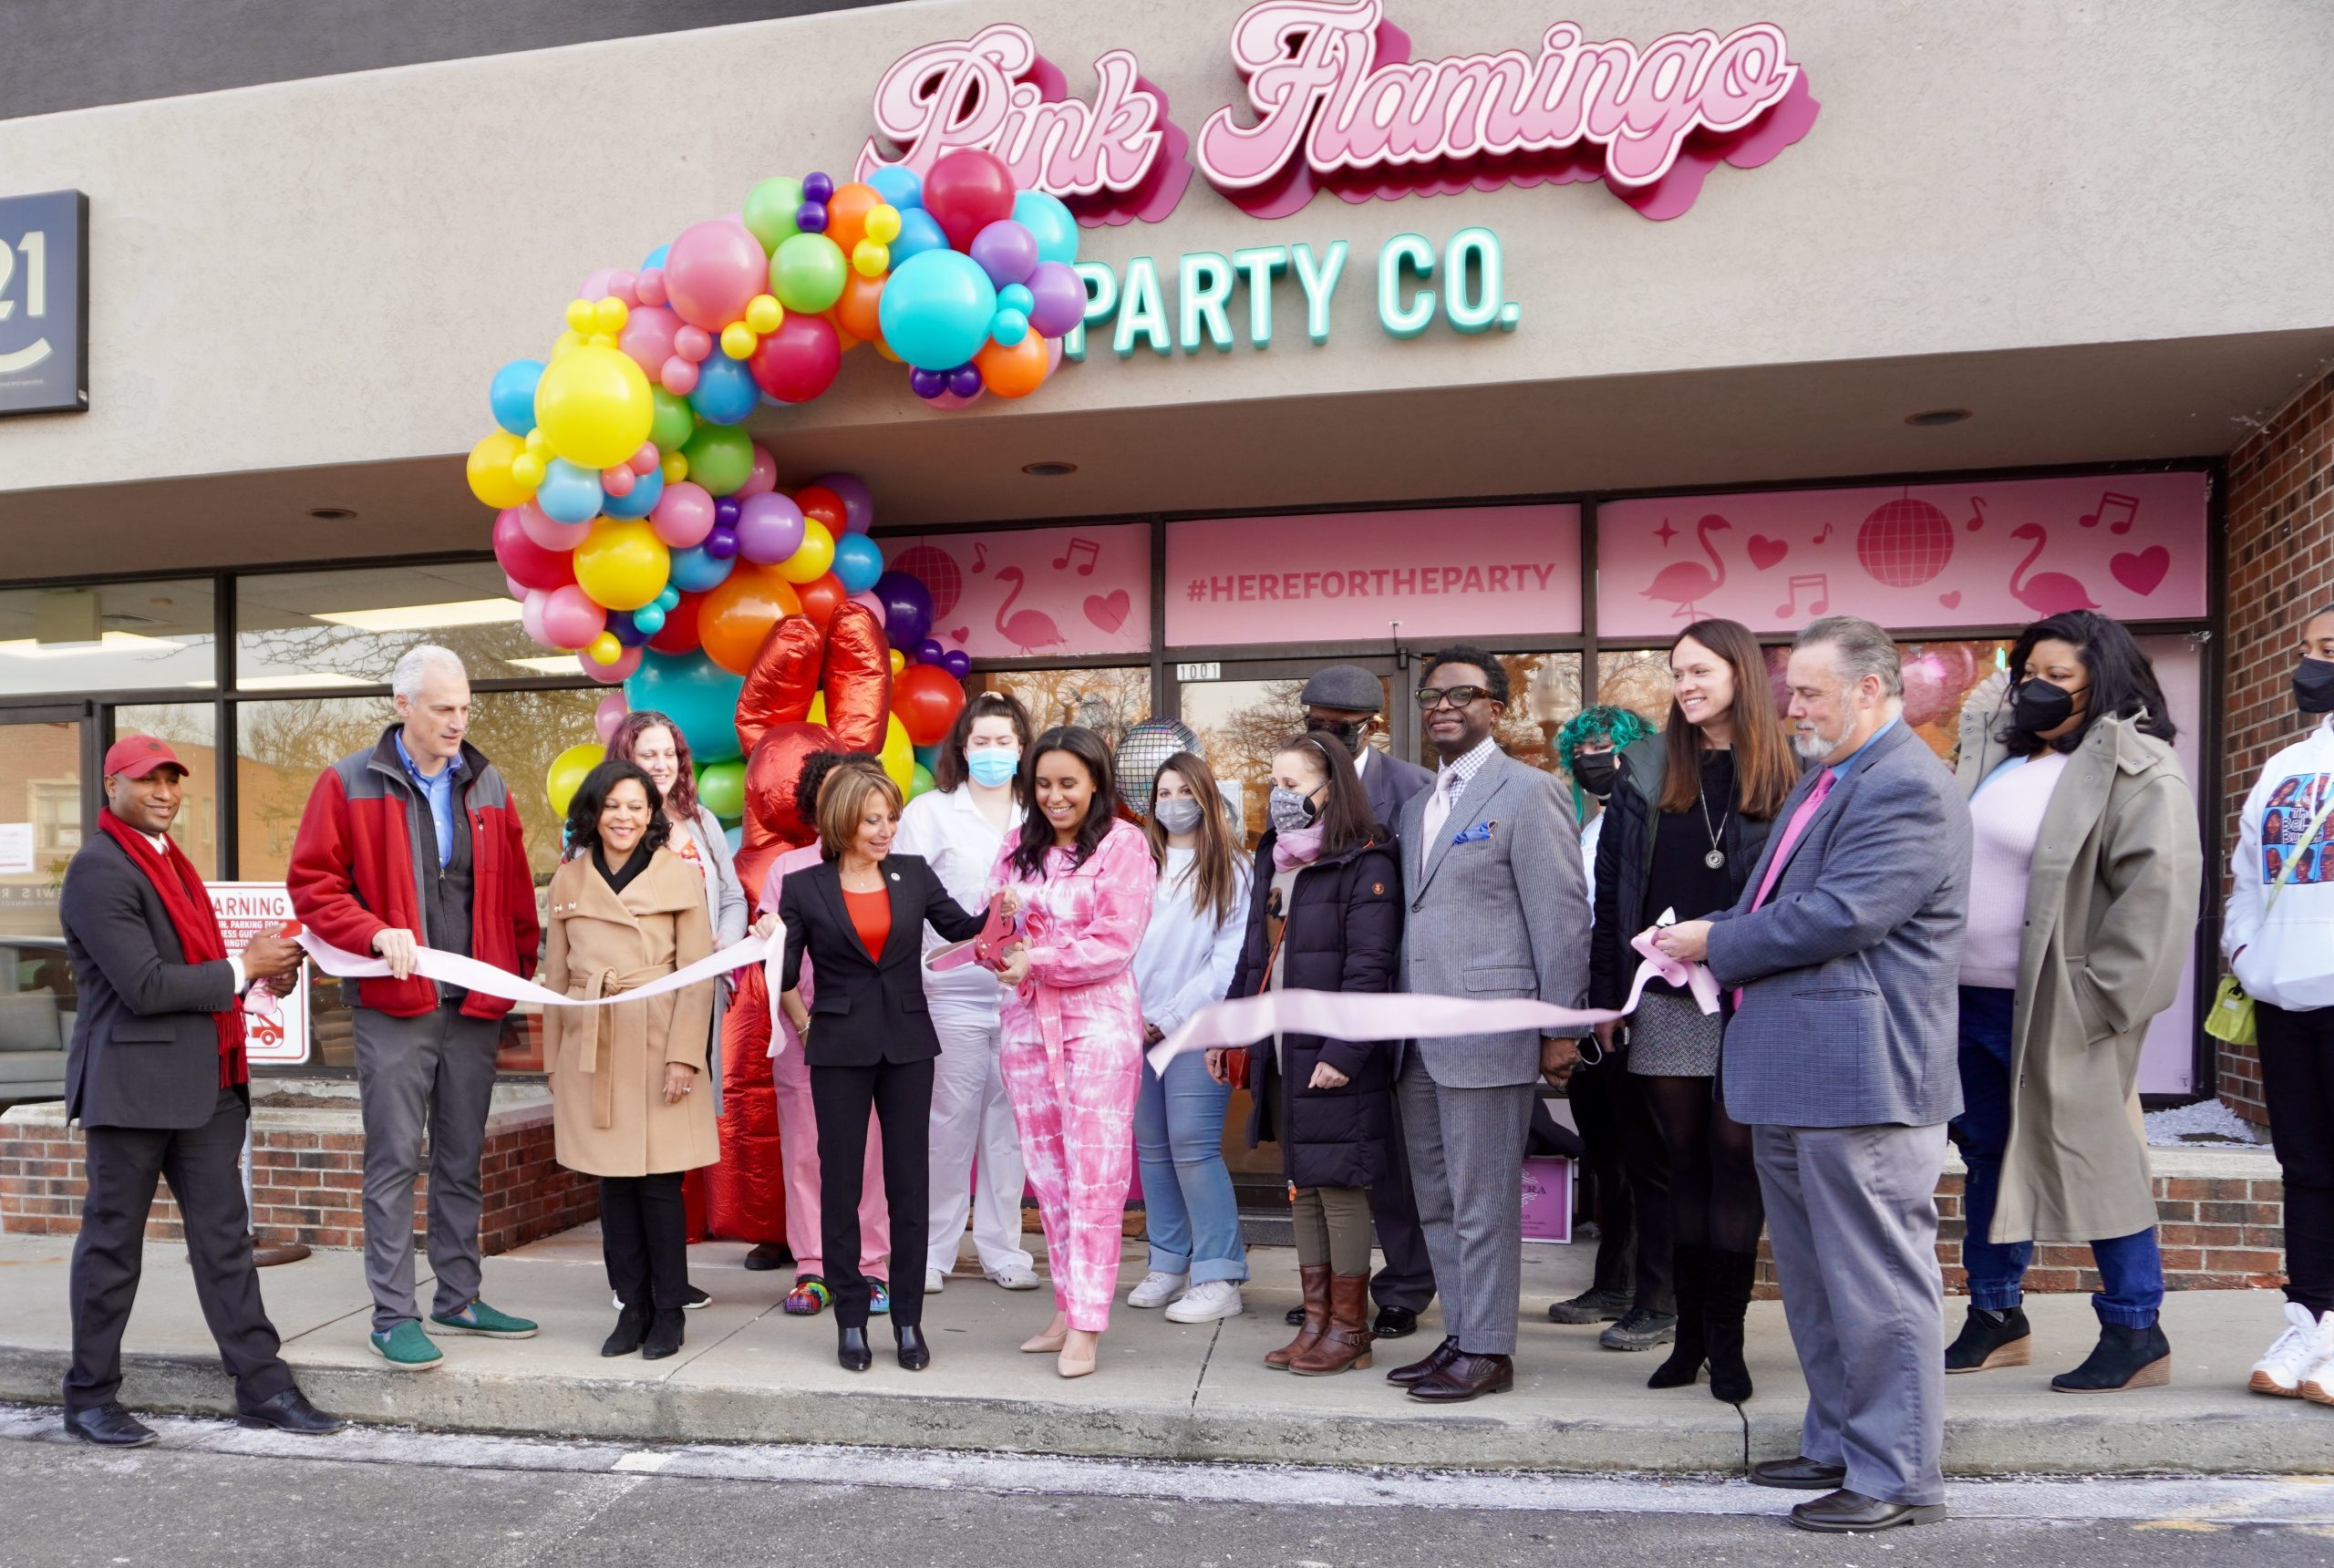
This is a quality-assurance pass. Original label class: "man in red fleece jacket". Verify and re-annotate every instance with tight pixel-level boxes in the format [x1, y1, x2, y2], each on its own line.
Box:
[288, 645, 542, 1370]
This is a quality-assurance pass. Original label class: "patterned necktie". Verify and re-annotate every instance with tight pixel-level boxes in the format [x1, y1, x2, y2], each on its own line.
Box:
[1422, 769, 1460, 845]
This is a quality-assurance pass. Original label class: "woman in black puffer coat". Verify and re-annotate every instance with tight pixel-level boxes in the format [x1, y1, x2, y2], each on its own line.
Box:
[1208, 730, 1400, 1377]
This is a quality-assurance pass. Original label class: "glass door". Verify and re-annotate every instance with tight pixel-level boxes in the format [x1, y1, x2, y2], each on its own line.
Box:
[0, 704, 91, 1106]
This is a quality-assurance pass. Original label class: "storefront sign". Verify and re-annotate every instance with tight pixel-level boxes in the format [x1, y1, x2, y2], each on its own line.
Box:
[0, 191, 88, 416]
[0, 823, 32, 874]
[206, 882, 310, 1066]
[1166, 504, 1582, 646]
[881, 522, 1151, 660]
[1596, 471, 2211, 639]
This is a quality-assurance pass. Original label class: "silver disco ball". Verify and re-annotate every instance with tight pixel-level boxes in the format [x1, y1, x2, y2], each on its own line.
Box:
[1114, 718, 1200, 816]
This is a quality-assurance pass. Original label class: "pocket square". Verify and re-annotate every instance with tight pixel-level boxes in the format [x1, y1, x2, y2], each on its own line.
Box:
[1451, 820, 1496, 846]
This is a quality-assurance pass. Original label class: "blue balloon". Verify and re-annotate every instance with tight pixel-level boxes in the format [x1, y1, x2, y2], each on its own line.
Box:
[879, 250, 1000, 372]
[688, 352, 759, 425]
[623, 650, 746, 765]
[724, 825, 743, 853]
[873, 569, 935, 651]
[831, 531, 885, 595]
[866, 165, 924, 211]
[1013, 190, 1079, 266]
[888, 208, 949, 267]
[667, 544, 737, 593]
[989, 307, 1029, 347]
[641, 243, 670, 273]
[490, 358, 543, 437]
[535, 459, 604, 525]
[631, 603, 666, 635]
[599, 465, 665, 520]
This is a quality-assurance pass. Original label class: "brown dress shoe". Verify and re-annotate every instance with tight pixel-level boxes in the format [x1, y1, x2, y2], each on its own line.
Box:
[1289, 1273, 1376, 1377]
[1406, 1350, 1514, 1403]
[1387, 1336, 1459, 1386]
[1265, 1264, 1332, 1370]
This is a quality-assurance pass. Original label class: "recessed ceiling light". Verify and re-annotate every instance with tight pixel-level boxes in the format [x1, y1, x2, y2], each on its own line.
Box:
[1903, 408, 1972, 428]
[1021, 460, 1078, 477]
[308, 506, 358, 520]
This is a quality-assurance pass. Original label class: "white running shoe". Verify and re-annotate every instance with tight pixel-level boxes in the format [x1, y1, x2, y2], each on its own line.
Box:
[2302, 1312, 2334, 1406]
[924, 1267, 946, 1295]
[1126, 1270, 1188, 1308]
[986, 1262, 1040, 1291]
[2249, 1300, 2329, 1397]
[1164, 1279, 1244, 1324]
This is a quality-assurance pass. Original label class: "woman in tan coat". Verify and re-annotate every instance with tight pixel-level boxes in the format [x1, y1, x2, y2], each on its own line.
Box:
[1947, 611, 2201, 1392]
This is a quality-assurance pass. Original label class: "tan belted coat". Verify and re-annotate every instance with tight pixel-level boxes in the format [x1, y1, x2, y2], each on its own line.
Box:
[541, 848, 719, 1178]
[1955, 705, 2202, 1243]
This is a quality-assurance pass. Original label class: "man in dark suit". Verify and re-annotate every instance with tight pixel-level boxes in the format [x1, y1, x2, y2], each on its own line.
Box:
[1300, 664, 1439, 1340]
[58, 735, 342, 1447]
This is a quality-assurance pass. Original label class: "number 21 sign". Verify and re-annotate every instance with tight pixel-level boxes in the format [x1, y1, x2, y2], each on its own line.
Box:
[0, 190, 88, 417]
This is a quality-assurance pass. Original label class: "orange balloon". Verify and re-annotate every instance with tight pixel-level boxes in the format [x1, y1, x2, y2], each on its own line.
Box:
[825, 183, 882, 255]
[834, 273, 885, 344]
[795, 572, 847, 630]
[698, 563, 804, 676]
[976, 334, 1049, 398]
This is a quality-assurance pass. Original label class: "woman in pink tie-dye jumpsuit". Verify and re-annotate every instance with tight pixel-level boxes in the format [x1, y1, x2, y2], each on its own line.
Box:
[989, 727, 1158, 1377]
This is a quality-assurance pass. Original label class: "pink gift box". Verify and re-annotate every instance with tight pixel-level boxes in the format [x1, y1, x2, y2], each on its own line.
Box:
[1520, 1156, 1575, 1244]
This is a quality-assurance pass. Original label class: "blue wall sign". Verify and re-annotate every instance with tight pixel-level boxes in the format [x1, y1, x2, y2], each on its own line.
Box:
[0, 190, 88, 416]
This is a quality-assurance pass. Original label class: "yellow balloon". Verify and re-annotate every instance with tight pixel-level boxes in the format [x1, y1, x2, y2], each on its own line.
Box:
[852, 241, 890, 279]
[565, 298, 596, 333]
[888, 649, 906, 675]
[745, 294, 783, 335]
[806, 693, 827, 727]
[546, 742, 606, 818]
[586, 633, 624, 665]
[593, 296, 629, 336]
[774, 519, 835, 584]
[466, 430, 532, 508]
[720, 322, 757, 359]
[865, 204, 902, 245]
[510, 453, 545, 490]
[551, 328, 588, 359]
[662, 452, 688, 483]
[879, 713, 914, 790]
[524, 427, 553, 459]
[574, 518, 670, 613]
[534, 344, 656, 469]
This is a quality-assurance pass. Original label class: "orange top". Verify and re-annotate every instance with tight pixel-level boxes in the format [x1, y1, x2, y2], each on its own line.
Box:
[844, 886, 892, 960]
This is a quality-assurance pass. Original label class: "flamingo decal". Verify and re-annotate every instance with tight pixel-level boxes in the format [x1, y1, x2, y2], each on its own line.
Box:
[1642, 514, 1730, 618]
[2007, 523, 2099, 617]
[993, 565, 1067, 654]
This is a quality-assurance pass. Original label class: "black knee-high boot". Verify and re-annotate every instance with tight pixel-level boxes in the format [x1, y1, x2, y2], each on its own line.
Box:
[1704, 1248, 1758, 1404]
[1647, 1243, 1708, 1388]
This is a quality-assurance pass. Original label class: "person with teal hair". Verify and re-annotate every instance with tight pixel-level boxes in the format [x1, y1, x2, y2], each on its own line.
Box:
[1556, 705, 1654, 830]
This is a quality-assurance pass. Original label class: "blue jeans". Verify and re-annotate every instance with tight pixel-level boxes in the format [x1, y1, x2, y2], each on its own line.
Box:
[1952, 985, 2162, 1327]
[1134, 1050, 1248, 1284]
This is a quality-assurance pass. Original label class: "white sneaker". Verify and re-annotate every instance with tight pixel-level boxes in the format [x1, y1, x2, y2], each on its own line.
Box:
[2303, 1312, 2334, 1406]
[1126, 1270, 1188, 1308]
[924, 1267, 946, 1295]
[1164, 1279, 1244, 1324]
[2249, 1301, 2329, 1396]
[986, 1262, 1040, 1292]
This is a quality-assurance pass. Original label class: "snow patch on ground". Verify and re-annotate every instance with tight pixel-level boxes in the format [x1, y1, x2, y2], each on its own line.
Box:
[2144, 1097, 2262, 1147]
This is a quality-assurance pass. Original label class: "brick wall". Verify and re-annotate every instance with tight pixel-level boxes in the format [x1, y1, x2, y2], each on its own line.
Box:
[2217, 366, 2334, 1124]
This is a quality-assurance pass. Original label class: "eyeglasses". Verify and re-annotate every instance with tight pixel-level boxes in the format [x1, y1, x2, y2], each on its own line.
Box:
[1415, 685, 1493, 710]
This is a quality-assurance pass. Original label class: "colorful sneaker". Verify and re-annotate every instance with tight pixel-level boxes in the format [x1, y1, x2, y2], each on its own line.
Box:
[427, 1298, 538, 1339]
[1128, 1270, 1188, 1309]
[369, 1321, 443, 1370]
[2249, 1301, 2328, 1397]
[784, 1276, 831, 1316]
[868, 1278, 892, 1315]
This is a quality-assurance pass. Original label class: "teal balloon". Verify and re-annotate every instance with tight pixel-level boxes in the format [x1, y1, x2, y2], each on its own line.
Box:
[1013, 190, 1079, 266]
[912, 742, 942, 769]
[880, 250, 999, 372]
[491, 359, 543, 437]
[622, 650, 745, 764]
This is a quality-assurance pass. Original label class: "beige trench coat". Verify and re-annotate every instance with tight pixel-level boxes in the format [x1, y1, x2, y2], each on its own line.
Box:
[1955, 707, 2202, 1243]
[541, 848, 719, 1178]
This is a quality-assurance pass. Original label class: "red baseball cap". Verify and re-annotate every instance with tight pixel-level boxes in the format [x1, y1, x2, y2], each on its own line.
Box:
[103, 734, 189, 780]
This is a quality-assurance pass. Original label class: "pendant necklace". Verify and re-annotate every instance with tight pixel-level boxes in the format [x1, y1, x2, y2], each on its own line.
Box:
[1699, 779, 1731, 871]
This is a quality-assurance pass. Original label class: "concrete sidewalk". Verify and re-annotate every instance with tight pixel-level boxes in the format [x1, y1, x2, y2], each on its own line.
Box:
[1, 1225, 2328, 1475]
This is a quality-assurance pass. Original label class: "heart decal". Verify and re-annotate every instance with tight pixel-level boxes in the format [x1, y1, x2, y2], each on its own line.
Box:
[1747, 534, 1789, 572]
[1084, 590, 1131, 634]
[2112, 546, 2170, 597]
[1938, 590, 1961, 610]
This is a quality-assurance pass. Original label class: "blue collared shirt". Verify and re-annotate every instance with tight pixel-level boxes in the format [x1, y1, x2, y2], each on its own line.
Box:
[393, 729, 461, 869]
[1824, 715, 1900, 782]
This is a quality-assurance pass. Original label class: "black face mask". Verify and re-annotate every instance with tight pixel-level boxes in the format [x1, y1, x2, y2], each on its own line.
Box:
[2298, 658, 2334, 715]
[1305, 716, 1368, 757]
[2010, 678, 2080, 738]
[1573, 751, 1617, 797]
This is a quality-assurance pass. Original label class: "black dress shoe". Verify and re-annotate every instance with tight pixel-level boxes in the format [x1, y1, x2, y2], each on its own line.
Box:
[1285, 1304, 1306, 1326]
[1945, 1305, 2031, 1373]
[2051, 1321, 2171, 1392]
[895, 1323, 932, 1371]
[1372, 1305, 1420, 1339]
[1749, 1455, 1848, 1491]
[1386, 1336, 1460, 1387]
[837, 1325, 873, 1372]
[684, 1284, 712, 1311]
[236, 1388, 345, 1436]
[642, 1307, 686, 1361]
[602, 1302, 650, 1357]
[66, 1403, 157, 1448]
[1789, 1489, 1947, 1533]
[1407, 1351, 1514, 1403]
[742, 1242, 794, 1273]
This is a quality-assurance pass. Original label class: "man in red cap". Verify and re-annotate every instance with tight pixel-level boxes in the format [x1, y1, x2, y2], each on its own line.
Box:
[57, 735, 340, 1446]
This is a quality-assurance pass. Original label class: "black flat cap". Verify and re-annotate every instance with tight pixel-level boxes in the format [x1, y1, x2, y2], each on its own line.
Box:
[1299, 664, 1384, 713]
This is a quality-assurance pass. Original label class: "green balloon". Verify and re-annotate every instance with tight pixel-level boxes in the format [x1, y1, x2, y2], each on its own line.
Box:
[770, 232, 849, 315]
[649, 387, 696, 453]
[742, 177, 804, 255]
[682, 424, 754, 496]
[908, 763, 936, 801]
[696, 758, 746, 822]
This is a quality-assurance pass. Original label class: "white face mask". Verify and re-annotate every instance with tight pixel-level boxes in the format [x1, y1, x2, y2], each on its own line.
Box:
[1153, 797, 1204, 835]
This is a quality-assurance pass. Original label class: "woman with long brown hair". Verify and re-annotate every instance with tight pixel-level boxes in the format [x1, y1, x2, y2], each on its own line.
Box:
[1587, 617, 1797, 1404]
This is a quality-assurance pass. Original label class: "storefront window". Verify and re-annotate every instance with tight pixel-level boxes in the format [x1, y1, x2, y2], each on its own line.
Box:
[1414, 652, 1582, 777]
[114, 703, 221, 880]
[235, 564, 548, 690]
[1596, 648, 1678, 731]
[0, 579, 216, 696]
[975, 667, 1152, 750]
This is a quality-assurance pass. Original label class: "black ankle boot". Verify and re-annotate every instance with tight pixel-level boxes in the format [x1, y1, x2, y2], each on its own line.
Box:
[1946, 1305, 2032, 1373]
[601, 1302, 649, 1357]
[641, 1307, 686, 1360]
[895, 1323, 931, 1371]
[2051, 1321, 2171, 1392]
[1647, 1243, 1709, 1389]
[838, 1324, 873, 1372]
[1703, 1249, 1757, 1404]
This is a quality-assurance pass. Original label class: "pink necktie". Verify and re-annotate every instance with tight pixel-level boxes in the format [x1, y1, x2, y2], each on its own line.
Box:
[1733, 768, 1834, 1009]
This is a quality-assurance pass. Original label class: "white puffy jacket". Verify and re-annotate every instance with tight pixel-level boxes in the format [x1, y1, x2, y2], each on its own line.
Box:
[2226, 718, 2334, 1012]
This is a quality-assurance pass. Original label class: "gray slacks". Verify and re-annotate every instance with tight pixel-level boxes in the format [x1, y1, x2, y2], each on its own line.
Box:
[352, 1001, 501, 1333]
[1753, 1120, 1950, 1507]
[1397, 1049, 1535, 1356]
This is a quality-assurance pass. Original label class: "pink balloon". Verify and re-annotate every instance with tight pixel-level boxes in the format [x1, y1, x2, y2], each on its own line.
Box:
[616, 303, 682, 379]
[663, 220, 768, 331]
[627, 442, 660, 476]
[542, 584, 607, 649]
[660, 356, 699, 396]
[594, 690, 630, 745]
[515, 500, 590, 552]
[635, 268, 667, 307]
[1044, 335, 1063, 377]
[808, 472, 874, 534]
[738, 444, 779, 498]
[735, 491, 806, 565]
[850, 590, 888, 628]
[674, 325, 713, 363]
[579, 267, 617, 302]
[506, 573, 532, 603]
[649, 480, 716, 549]
[926, 387, 985, 411]
[606, 270, 639, 306]
[520, 589, 550, 646]
[601, 465, 636, 499]
[494, 509, 577, 592]
[581, 645, 643, 685]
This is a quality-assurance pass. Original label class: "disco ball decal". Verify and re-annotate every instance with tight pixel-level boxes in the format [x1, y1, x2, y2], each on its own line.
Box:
[1855, 497, 1955, 588]
[1114, 718, 1199, 816]
[888, 543, 965, 624]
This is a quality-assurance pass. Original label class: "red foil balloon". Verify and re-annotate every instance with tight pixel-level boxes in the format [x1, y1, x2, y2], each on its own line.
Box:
[820, 600, 893, 754]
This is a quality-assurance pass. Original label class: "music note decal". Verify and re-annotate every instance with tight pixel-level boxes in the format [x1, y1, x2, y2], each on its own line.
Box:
[971, 542, 989, 574]
[1774, 573, 1830, 618]
[1811, 521, 1836, 545]
[2080, 491, 2140, 534]
[1967, 497, 1988, 532]
[1053, 536, 1100, 575]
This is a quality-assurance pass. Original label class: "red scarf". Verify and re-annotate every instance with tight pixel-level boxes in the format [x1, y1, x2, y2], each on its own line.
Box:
[98, 809, 245, 1087]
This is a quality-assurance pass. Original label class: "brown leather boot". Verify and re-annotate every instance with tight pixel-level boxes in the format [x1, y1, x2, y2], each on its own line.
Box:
[1289, 1273, 1376, 1377]
[1266, 1264, 1332, 1370]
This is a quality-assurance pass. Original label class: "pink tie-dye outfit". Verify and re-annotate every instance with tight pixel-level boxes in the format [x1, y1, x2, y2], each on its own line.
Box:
[990, 819, 1158, 1332]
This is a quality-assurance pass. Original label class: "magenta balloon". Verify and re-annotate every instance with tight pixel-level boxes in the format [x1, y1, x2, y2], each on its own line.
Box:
[969, 220, 1039, 287]
[649, 480, 716, 549]
[494, 509, 575, 592]
[734, 491, 807, 565]
[514, 500, 589, 552]
[810, 471, 874, 534]
[747, 312, 842, 404]
[617, 304, 682, 379]
[1025, 262, 1085, 338]
[738, 444, 779, 498]
[542, 584, 607, 648]
[663, 221, 768, 331]
[923, 148, 1017, 253]
[582, 645, 643, 685]
[849, 590, 888, 629]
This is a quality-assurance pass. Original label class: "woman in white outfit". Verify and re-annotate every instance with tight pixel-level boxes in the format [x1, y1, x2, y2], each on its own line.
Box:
[893, 691, 1041, 1295]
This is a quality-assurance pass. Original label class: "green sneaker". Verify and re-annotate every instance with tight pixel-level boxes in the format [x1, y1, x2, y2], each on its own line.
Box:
[369, 1321, 444, 1370]
[427, 1298, 539, 1339]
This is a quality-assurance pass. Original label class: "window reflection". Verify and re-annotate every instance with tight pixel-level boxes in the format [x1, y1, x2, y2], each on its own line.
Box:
[236, 565, 548, 690]
[1413, 652, 1582, 777]
[975, 667, 1151, 748]
[114, 703, 220, 881]
[0, 580, 215, 696]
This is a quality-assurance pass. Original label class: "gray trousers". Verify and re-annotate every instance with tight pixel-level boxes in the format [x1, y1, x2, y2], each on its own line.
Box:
[1397, 1049, 1535, 1356]
[1753, 1120, 1950, 1507]
[352, 1002, 501, 1333]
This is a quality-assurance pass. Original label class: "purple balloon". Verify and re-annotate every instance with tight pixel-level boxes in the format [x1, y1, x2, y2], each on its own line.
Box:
[1025, 261, 1086, 338]
[943, 649, 972, 679]
[909, 366, 947, 399]
[803, 171, 834, 202]
[810, 471, 875, 535]
[873, 570, 935, 651]
[703, 523, 738, 561]
[714, 496, 741, 527]
[733, 490, 807, 565]
[969, 219, 1039, 288]
[607, 610, 647, 648]
[796, 202, 828, 234]
[918, 637, 946, 665]
[948, 364, 984, 398]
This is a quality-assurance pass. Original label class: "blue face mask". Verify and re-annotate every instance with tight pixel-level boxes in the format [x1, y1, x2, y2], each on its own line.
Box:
[966, 748, 1020, 789]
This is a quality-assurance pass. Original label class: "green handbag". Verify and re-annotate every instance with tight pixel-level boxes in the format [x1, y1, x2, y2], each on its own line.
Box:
[2208, 786, 2334, 1047]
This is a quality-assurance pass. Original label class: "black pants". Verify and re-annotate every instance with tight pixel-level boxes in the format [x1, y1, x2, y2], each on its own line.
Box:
[1367, 1086, 1438, 1312]
[1568, 1056, 1638, 1297]
[1606, 1044, 1677, 1312]
[1643, 1070, 1765, 1254]
[2258, 1004, 2334, 1315]
[811, 1057, 935, 1330]
[67, 1087, 293, 1415]
[600, 1171, 688, 1312]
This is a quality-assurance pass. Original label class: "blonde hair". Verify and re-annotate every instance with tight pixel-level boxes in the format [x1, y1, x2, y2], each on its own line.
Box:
[816, 763, 904, 861]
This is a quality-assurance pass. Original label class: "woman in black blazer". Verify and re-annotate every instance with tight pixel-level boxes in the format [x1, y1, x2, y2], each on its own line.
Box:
[777, 761, 988, 1373]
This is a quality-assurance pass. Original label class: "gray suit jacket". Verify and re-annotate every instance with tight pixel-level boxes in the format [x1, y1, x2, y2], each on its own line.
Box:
[1399, 750, 1591, 1088]
[1360, 748, 1433, 841]
[1706, 720, 1969, 1130]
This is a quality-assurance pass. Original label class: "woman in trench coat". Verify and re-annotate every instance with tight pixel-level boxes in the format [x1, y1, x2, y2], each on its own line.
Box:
[1947, 611, 2201, 1392]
